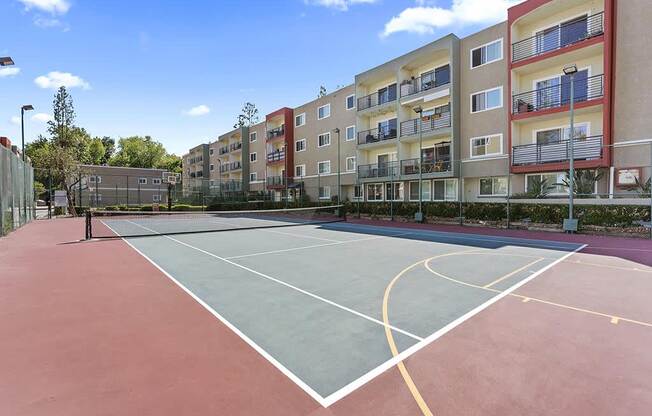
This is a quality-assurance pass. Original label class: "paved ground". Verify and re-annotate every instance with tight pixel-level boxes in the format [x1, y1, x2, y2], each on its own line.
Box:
[1, 217, 651, 415]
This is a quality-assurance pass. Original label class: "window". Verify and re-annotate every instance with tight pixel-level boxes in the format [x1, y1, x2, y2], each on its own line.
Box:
[471, 39, 503, 68]
[250, 172, 258, 181]
[91, 194, 102, 203]
[385, 182, 404, 201]
[318, 132, 331, 147]
[353, 185, 363, 200]
[535, 124, 588, 145]
[409, 181, 431, 201]
[153, 178, 161, 185]
[210, 164, 215, 171]
[479, 177, 508, 196]
[319, 186, 331, 200]
[526, 173, 568, 195]
[346, 157, 356, 172]
[470, 134, 503, 158]
[250, 152, 257, 162]
[318, 104, 330, 120]
[378, 83, 397, 104]
[471, 87, 503, 113]
[318, 161, 331, 174]
[295, 113, 306, 127]
[88, 176, 101, 184]
[366, 183, 383, 201]
[153, 194, 161, 202]
[295, 164, 306, 177]
[250, 132, 257, 142]
[209, 148, 214, 156]
[346, 125, 355, 141]
[346, 94, 355, 110]
[536, 15, 589, 55]
[139, 178, 147, 185]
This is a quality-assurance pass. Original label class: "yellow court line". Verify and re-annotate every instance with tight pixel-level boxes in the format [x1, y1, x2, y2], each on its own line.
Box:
[483, 258, 544, 288]
[562, 259, 652, 274]
[423, 258, 652, 329]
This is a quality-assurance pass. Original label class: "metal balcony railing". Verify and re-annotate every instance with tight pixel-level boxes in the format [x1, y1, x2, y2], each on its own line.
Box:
[357, 89, 397, 111]
[400, 158, 452, 175]
[400, 72, 450, 98]
[357, 126, 398, 145]
[267, 126, 285, 140]
[512, 74, 604, 115]
[219, 147, 229, 155]
[512, 12, 604, 62]
[266, 176, 286, 187]
[229, 142, 242, 152]
[512, 135, 603, 166]
[400, 112, 451, 137]
[357, 161, 399, 179]
[229, 161, 242, 171]
[267, 150, 285, 162]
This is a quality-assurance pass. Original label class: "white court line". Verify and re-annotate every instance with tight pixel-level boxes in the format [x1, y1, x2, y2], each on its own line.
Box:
[124, 220, 423, 344]
[261, 228, 343, 243]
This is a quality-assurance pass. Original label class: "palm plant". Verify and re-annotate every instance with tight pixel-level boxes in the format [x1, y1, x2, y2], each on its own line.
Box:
[557, 169, 604, 198]
[633, 176, 651, 198]
[526, 176, 553, 198]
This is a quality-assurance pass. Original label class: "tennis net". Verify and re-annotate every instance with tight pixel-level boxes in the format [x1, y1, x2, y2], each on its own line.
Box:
[85, 205, 345, 239]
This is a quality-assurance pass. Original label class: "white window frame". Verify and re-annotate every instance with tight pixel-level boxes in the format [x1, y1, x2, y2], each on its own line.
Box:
[250, 152, 257, 163]
[318, 160, 331, 174]
[210, 164, 215, 171]
[138, 178, 148, 185]
[353, 184, 363, 200]
[295, 138, 307, 152]
[153, 178, 162, 185]
[470, 133, 504, 158]
[295, 164, 306, 178]
[91, 193, 102, 203]
[346, 156, 356, 172]
[346, 94, 355, 110]
[408, 180, 432, 201]
[318, 132, 331, 148]
[470, 38, 504, 69]
[88, 175, 102, 184]
[532, 122, 591, 144]
[295, 112, 306, 127]
[531, 11, 592, 53]
[317, 103, 331, 120]
[385, 182, 404, 202]
[345, 125, 356, 141]
[209, 148, 214, 156]
[524, 172, 595, 196]
[319, 186, 331, 200]
[470, 86, 503, 113]
[153, 194, 162, 202]
[249, 132, 257, 142]
[479, 177, 508, 197]
[250, 172, 258, 181]
[366, 183, 384, 202]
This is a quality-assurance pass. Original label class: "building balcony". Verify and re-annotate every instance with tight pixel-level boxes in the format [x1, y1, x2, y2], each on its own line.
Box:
[512, 135, 603, 167]
[267, 150, 285, 163]
[357, 162, 399, 180]
[267, 126, 285, 141]
[266, 176, 286, 188]
[512, 12, 604, 64]
[512, 74, 603, 116]
[229, 142, 242, 152]
[219, 165, 229, 173]
[214, 180, 242, 192]
[357, 126, 398, 146]
[400, 157, 452, 177]
[357, 90, 397, 113]
[219, 146, 229, 155]
[399, 69, 450, 102]
[400, 111, 451, 139]
[229, 161, 242, 171]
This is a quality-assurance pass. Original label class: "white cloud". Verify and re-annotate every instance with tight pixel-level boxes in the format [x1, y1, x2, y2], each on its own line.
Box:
[184, 105, 211, 117]
[305, 0, 378, 12]
[31, 113, 53, 123]
[18, 0, 70, 15]
[0, 67, 21, 78]
[34, 71, 91, 90]
[381, 0, 524, 37]
[34, 16, 63, 28]
[10, 116, 21, 125]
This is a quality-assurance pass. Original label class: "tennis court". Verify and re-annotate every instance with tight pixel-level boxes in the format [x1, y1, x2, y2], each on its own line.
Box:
[86, 206, 586, 406]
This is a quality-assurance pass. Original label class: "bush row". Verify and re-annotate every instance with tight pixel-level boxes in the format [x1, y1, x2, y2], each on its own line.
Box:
[345, 201, 650, 227]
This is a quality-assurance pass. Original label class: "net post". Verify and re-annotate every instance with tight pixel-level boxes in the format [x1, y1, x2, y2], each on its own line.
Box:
[85, 211, 92, 240]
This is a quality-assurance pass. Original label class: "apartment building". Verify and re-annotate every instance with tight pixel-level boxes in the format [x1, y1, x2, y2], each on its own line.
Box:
[208, 126, 249, 193]
[182, 143, 210, 195]
[355, 35, 460, 204]
[292, 85, 357, 202]
[77, 165, 168, 207]
[186, 0, 652, 205]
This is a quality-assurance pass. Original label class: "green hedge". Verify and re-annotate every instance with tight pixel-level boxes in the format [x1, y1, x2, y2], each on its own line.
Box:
[346, 201, 650, 228]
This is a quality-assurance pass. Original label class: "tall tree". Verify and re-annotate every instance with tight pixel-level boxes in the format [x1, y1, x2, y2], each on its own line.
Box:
[48, 86, 76, 148]
[109, 136, 167, 168]
[87, 138, 106, 165]
[99, 136, 115, 164]
[234, 102, 259, 129]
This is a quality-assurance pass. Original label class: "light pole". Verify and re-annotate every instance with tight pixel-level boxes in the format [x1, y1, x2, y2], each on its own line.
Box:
[333, 127, 341, 203]
[0, 56, 15, 66]
[562, 64, 578, 233]
[21, 105, 34, 222]
[413, 106, 424, 222]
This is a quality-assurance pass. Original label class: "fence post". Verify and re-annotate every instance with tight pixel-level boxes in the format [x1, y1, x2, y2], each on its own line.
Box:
[48, 172, 52, 219]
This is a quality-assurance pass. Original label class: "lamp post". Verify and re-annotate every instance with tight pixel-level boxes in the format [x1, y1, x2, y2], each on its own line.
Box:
[413, 106, 424, 222]
[21, 105, 34, 222]
[0, 56, 15, 66]
[333, 127, 341, 203]
[562, 64, 578, 233]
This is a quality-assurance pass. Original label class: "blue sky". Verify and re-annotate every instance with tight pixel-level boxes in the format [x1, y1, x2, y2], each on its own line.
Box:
[0, 0, 519, 155]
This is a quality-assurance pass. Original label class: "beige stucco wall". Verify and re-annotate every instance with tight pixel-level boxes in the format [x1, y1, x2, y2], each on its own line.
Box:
[512, 0, 604, 42]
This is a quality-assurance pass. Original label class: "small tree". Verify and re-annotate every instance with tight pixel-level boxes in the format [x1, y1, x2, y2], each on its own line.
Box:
[558, 169, 604, 198]
[318, 85, 327, 98]
[234, 102, 259, 129]
[525, 176, 553, 199]
[633, 176, 651, 197]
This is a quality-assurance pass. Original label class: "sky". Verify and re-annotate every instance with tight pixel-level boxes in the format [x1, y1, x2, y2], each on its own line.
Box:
[0, 0, 522, 155]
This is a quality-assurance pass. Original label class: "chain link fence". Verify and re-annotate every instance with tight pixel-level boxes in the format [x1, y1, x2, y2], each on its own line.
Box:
[0, 145, 35, 236]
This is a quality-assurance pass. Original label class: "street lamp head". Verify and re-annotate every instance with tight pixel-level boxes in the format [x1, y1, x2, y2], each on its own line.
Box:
[333, 127, 340, 134]
[413, 106, 423, 114]
[0, 56, 15, 66]
[22, 105, 34, 111]
[563, 64, 578, 75]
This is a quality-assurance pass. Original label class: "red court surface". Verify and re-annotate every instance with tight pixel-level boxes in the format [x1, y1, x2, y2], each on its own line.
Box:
[1, 218, 651, 416]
